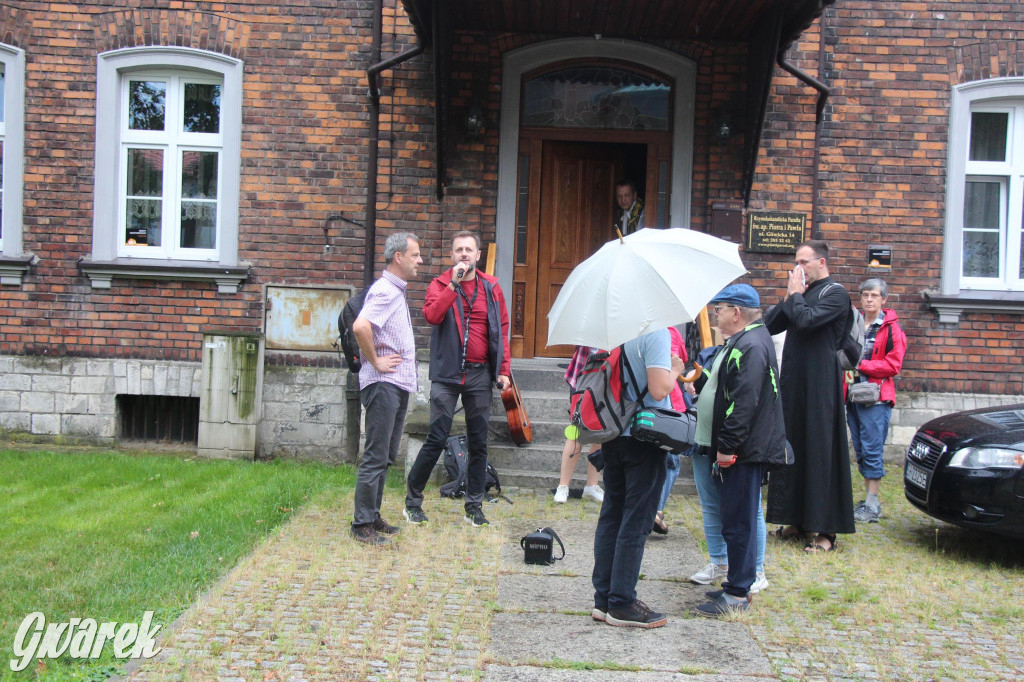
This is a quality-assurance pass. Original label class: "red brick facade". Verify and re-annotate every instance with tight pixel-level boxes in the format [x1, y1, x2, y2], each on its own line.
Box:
[2, 1, 1023, 403]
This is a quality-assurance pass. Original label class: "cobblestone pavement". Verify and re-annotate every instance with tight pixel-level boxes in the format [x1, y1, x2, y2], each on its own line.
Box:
[123, 486, 1024, 681]
[125, 496, 503, 681]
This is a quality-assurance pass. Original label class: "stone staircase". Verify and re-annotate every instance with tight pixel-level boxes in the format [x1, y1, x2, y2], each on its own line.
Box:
[486, 358, 695, 495]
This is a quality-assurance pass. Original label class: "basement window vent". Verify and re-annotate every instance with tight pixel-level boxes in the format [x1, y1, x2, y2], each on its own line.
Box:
[117, 395, 200, 444]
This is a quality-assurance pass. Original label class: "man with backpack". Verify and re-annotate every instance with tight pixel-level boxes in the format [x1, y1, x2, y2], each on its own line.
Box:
[590, 329, 684, 629]
[349, 232, 423, 546]
[404, 231, 511, 528]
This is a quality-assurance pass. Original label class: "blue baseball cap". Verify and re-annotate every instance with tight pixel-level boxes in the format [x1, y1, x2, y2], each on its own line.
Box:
[711, 283, 760, 308]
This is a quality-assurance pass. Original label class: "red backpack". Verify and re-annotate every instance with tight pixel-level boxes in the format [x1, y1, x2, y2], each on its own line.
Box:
[568, 347, 646, 445]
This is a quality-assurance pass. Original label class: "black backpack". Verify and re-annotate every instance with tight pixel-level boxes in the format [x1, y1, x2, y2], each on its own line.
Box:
[439, 434, 507, 502]
[337, 289, 367, 372]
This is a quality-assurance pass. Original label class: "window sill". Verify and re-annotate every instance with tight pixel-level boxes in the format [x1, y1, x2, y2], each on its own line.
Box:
[79, 258, 250, 293]
[923, 290, 1024, 323]
[0, 255, 34, 286]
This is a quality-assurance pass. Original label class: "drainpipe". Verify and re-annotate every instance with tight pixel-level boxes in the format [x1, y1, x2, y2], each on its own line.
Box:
[350, 0, 424, 463]
[364, 5, 424, 288]
[777, 18, 831, 237]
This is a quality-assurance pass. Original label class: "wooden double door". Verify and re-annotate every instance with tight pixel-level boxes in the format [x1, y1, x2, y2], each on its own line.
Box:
[510, 135, 671, 358]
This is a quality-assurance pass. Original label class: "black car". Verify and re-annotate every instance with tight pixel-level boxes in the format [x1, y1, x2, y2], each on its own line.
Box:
[904, 404, 1024, 540]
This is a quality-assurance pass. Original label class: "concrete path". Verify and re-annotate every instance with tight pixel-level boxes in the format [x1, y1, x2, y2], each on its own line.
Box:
[485, 519, 774, 680]
[121, 495, 776, 681]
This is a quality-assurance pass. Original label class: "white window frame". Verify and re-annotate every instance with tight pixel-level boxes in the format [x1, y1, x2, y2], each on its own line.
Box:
[118, 72, 223, 260]
[0, 43, 25, 260]
[92, 47, 242, 271]
[943, 79, 1024, 296]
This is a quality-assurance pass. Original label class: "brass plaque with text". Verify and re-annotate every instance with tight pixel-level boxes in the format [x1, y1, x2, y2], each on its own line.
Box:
[747, 212, 806, 253]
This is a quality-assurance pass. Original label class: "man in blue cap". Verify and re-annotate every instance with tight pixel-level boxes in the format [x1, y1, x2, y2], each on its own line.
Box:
[691, 283, 789, 617]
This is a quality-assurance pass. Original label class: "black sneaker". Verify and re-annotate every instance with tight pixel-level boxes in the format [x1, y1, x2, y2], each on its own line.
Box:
[351, 524, 390, 546]
[591, 605, 607, 622]
[695, 593, 750, 618]
[403, 506, 428, 524]
[372, 515, 400, 535]
[464, 507, 489, 527]
[605, 600, 667, 628]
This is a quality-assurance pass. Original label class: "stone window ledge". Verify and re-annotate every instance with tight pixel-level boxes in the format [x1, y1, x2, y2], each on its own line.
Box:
[79, 258, 250, 293]
[0, 255, 34, 286]
[923, 290, 1024, 323]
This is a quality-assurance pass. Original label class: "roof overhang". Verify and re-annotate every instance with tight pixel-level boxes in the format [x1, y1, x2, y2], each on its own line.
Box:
[398, 0, 836, 201]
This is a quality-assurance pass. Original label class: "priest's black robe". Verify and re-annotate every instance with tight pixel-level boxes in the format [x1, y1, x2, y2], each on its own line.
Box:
[764, 276, 856, 535]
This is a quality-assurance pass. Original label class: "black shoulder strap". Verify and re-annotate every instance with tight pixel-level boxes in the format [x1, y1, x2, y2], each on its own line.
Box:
[619, 346, 648, 403]
[541, 527, 565, 560]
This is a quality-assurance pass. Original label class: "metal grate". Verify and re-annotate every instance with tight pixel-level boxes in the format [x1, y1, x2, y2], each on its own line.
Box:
[117, 395, 199, 444]
[905, 433, 945, 471]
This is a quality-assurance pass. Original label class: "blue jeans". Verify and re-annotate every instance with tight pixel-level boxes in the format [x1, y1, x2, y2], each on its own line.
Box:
[692, 452, 766, 573]
[592, 436, 666, 611]
[716, 462, 766, 597]
[658, 452, 681, 511]
[847, 401, 891, 480]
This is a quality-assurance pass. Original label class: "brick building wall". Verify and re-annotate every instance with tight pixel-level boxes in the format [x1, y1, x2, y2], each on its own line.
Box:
[2, 1, 1023, 455]
[747, 2, 1024, 398]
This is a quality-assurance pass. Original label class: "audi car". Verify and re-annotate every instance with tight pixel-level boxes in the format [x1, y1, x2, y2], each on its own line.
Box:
[904, 404, 1024, 540]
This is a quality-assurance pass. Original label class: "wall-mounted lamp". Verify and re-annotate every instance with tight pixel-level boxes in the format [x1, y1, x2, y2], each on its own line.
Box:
[715, 113, 733, 144]
[465, 105, 485, 138]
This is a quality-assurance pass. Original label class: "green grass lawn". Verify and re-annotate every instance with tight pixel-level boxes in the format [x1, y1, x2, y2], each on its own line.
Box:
[0, 446, 358, 681]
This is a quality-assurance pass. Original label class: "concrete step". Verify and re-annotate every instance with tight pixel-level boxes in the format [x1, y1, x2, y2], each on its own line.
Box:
[491, 390, 570, 422]
[508, 357, 571, 393]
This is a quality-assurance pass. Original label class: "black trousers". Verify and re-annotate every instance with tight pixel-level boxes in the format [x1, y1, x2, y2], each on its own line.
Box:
[405, 366, 493, 511]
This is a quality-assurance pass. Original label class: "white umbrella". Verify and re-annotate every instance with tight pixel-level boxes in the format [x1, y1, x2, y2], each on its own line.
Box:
[546, 228, 747, 350]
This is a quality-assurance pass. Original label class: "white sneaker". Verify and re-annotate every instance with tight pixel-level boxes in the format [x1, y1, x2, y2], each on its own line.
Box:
[749, 572, 769, 594]
[582, 485, 604, 502]
[689, 562, 728, 585]
[553, 485, 569, 503]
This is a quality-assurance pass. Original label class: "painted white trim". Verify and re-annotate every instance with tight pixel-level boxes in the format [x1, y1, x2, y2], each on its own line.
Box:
[496, 38, 696, 294]
[942, 77, 1024, 296]
[93, 47, 242, 267]
[1, 43, 25, 259]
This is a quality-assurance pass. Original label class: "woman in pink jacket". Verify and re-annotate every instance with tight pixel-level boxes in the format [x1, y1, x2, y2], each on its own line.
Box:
[846, 278, 908, 524]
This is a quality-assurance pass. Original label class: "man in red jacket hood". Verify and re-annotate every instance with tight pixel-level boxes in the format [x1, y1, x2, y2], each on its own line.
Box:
[404, 231, 511, 529]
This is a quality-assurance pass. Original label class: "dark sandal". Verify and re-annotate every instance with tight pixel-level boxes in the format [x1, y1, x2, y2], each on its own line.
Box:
[768, 525, 803, 540]
[652, 511, 669, 535]
[803, 534, 838, 553]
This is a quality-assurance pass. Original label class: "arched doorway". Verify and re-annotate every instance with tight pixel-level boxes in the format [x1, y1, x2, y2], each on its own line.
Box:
[495, 39, 696, 358]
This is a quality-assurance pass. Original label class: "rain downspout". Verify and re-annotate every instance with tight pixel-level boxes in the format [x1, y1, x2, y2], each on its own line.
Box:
[777, 27, 830, 237]
[364, 0, 424, 287]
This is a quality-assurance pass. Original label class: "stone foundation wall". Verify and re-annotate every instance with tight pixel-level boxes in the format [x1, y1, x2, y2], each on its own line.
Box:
[2, 351, 1020, 465]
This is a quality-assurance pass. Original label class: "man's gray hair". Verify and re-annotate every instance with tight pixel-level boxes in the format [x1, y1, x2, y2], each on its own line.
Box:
[740, 306, 762, 323]
[859, 278, 888, 298]
[384, 232, 418, 263]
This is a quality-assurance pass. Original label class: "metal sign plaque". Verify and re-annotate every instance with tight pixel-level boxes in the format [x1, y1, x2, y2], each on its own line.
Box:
[746, 211, 806, 253]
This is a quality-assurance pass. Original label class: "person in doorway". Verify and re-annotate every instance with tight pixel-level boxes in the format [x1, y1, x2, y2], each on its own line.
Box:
[846, 278, 907, 523]
[614, 179, 645, 236]
[350, 232, 423, 545]
[554, 345, 604, 504]
[764, 240, 856, 553]
[691, 284, 787, 617]
[404, 231, 511, 528]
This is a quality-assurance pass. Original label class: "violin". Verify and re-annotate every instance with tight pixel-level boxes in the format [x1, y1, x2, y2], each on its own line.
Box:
[501, 372, 533, 446]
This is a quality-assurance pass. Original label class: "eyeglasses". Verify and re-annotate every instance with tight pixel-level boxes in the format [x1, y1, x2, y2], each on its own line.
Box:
[713, 305, 737, 314]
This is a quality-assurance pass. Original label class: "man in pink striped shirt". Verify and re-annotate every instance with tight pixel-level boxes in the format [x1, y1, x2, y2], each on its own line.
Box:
[350, 232, 422, 545]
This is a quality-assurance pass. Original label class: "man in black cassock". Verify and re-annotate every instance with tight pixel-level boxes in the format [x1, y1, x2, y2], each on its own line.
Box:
[764, 240, 855, 552]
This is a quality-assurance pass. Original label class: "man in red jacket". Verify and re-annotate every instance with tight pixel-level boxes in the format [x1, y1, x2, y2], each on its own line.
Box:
[404, 231, 511, 528]
[846, 278, 908, 523]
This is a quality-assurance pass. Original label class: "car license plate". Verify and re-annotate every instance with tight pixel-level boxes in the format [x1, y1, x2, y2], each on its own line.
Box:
[905, 462, 928, 488]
